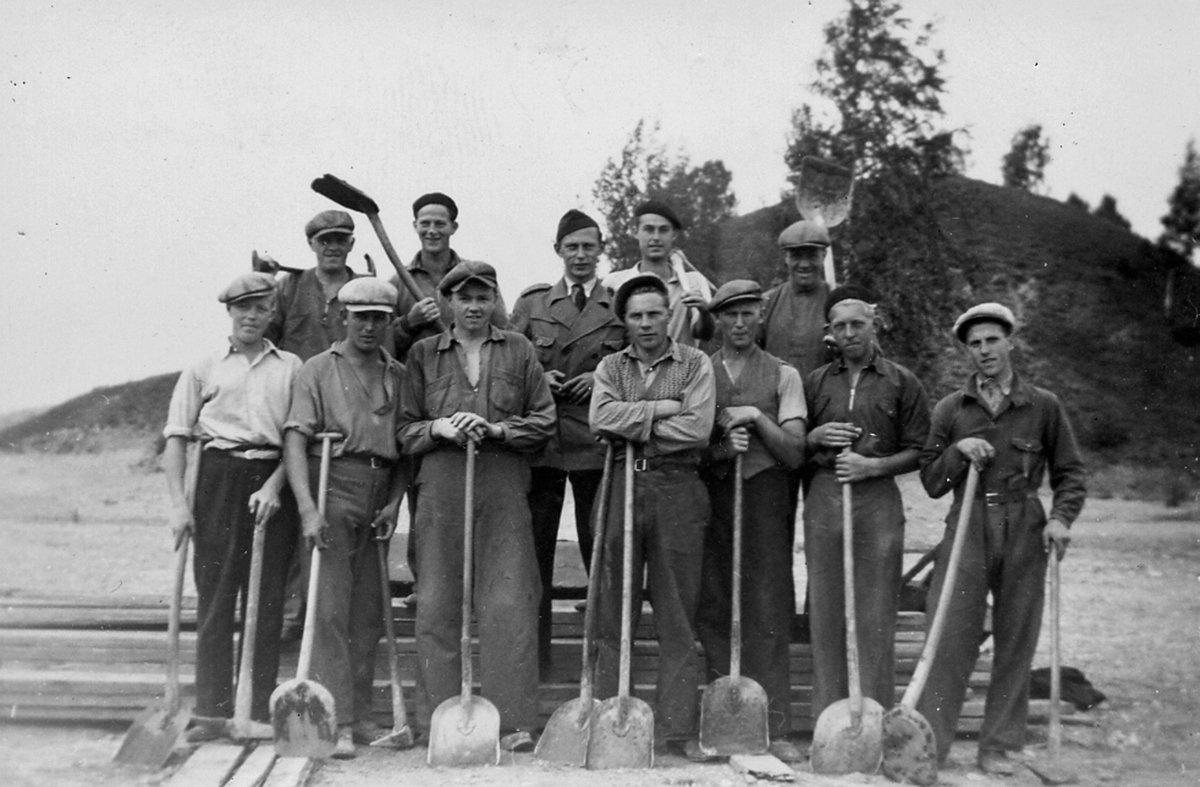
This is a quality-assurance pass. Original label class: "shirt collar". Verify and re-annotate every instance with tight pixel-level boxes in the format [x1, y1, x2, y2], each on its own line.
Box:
[561, 276, 598, 296]
[408, 249, 461, 274]
[964, 369, 1030, 405]
[436, 321, 507, 351]
[619, 337, 682, 369]
[225, 338, 282, 362]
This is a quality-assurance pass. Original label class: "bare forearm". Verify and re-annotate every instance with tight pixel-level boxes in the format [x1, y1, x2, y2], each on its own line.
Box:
[284, 430, 316, 515]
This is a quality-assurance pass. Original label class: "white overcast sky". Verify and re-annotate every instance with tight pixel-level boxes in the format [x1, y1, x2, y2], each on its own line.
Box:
[2, 0, 1197, 414]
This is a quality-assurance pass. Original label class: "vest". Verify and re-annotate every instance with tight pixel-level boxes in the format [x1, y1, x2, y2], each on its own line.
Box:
[713, 346, 784, 480]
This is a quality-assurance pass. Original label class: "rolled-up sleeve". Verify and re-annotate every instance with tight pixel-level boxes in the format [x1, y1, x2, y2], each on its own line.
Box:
[283, 361, 323, 440]
[163, 363, 204, 439]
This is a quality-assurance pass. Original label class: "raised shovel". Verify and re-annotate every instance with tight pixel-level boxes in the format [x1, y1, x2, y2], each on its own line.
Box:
[226, 491, 273, 741]
[881, 463, 980, 785]
[586, 442, 655, 769]
[699, 454, 769, 756]
[369, 535, 415, 749]
[428, 440, 501, 766]
[270, 432, 341, 758]
[794, 155, 855, 287]
[534, 441, 615, 765]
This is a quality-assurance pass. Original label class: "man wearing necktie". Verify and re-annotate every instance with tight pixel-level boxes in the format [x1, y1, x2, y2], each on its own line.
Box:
[509, 209, 627, 677]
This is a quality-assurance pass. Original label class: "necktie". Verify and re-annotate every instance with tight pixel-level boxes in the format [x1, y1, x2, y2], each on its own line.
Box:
[980, 378, 1004, 414]
[572, 283, 586, 313]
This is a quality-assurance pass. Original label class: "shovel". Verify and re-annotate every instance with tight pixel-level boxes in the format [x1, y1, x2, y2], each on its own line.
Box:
[700, 454, 769, 756]
[270, 432, 340, 758]
[1026, 556, 1078, 785]
[310, 173, 444, 331]
[428, 441, 501, 766]
[586, 442, 655, 770]
[369, 536, 415, 749]
[881, 463, 980, 785]
[535, 441, 615, 765]
[793, 155, 855, 287]
[113, 440, 202, 767]
[811, 451, 884, 774]
[226, 498, 272, 741]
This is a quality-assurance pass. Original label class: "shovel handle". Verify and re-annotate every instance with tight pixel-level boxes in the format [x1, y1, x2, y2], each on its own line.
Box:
[579, 441, 615, 702]
[1048, 553, 1061, 757]
[842, 473, 865, 721]
[618, 442, 636, 700]
[729, 454, 744, 681]
[461, 441, 477, 702]
[233, 510, 267, 728]
[297, 433, 341, 680]
[902, 463, 979, 707]
[166, 440, 204, 713]
[366, 213, 446, 333]
[377, 538, 409, 732]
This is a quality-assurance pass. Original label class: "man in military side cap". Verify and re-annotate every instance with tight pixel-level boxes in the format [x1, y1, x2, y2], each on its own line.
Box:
[163, 272, 303, 742]
[509, 209, 627, 677]
[916, 303, 1085, 775]
[283, 277, 410, 758]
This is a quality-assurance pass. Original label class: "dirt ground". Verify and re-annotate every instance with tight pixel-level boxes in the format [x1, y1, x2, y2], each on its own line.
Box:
[1, 446, 1199, 786]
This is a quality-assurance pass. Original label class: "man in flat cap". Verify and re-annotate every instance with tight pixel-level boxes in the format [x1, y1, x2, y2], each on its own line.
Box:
[509, 209, 627, 677]
[802, 286, 931, 727]
[589, 274, 715, 757]
[397, 260, 555, 752]
[696, 279, 807, 762]
[917, 303, 1085, 775]
[603, 200, 715, 347]
[283, 277, 409, 758]
[163, 272, 302, 742]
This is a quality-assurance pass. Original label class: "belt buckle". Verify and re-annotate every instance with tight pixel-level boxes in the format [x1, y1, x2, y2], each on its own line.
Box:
[985, 491, 1002, 505]
[369, 456, 385, 469]
[633, 458, 648, 472]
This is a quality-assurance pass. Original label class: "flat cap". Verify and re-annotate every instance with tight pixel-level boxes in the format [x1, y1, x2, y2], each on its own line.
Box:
[634, 200, 684, 231]
[708, 279, 763, 313]
[777, 220, 831, 249]
[825, 284, 876, 318]
[219, 272, 277, 305]
[338, 277, 398, 313]
[305, 210, 355, 241]
[614, 273, 669, 319]
[556, 209, 601, 246]
[953, 302, 1016, 342]
[412, 192, 459, 221]
[439, 260, 498, 296]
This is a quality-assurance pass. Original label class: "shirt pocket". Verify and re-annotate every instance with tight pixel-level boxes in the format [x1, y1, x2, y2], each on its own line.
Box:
[426, 372, 460, 417]
[1011, 436, 1043, 479]
[488, 368, 524, 416]
[532, 335, 555, 365]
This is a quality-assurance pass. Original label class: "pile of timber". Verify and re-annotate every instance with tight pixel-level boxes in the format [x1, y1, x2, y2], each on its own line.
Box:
[0, 594, 992, 730]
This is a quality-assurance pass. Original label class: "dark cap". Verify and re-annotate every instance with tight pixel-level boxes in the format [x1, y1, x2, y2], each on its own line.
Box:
[555, 209, 601, 246]
[412, 192, 459, 221]
[633, 200, 683, 231]
[338, 278, 398, 313]
[825, 284, 876, 319]
[219, 272, 277, 305]
[305, 210, 355, 241]
[614, 273, 669, 319]
[708, 279, 763, 313]
[439, 260, 499, 296]
[778, 220, 830, 249]
[953, 302, 1016, 342]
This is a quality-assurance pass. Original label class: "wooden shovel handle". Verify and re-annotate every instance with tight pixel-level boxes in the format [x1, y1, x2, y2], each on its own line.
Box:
[365, 214, 446, 332]
[729, 454, 744, 681]
[297, 433, 340, 680]
[461, 441, 477, 703]
[618, 442, 636, 700]
[579, 441, 614, 702]
[376, 539, 409, 731]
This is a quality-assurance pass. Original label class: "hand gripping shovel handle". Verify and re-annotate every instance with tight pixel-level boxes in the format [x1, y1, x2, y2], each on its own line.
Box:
[579, 441, 615, 702]
[619, 442, 636, 700]
[460, 441, 477, 704]
[729, 454, 745, 681]
[296, 433, 340, 681]
[901, 463, 980, 707]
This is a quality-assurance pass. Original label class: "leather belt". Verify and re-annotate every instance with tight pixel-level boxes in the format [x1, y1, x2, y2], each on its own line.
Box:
[337, 453, 394, 470]
[216, 446, 282, 461]
[979, 488, 1034, 506]
[615, 453, 699, 472]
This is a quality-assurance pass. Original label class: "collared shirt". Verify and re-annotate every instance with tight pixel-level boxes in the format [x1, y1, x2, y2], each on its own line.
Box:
[266, 266, 368, 361]
[804, 348, 931, 470]
[603, 263, 714, 347]
[563, 276, 599, 298]
[164, 339, 301, 450]
[396, 324, 556, 456]
[390, 250, 508, 360]
[760, 281, 833, 379]
[589, 340, 715, 456]
[284, 343, 405, 461]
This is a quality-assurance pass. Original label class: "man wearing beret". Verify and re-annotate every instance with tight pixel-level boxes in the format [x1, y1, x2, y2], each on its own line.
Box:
[283, 278, 410, 758]
[163, 272, 302, 742]
[509, 209, 627, 677]
[589, 274, 715, 757]
[697, 280, 808, 762]
[802, 286, 930, 727]
[397, 261, 555, 752]
[917, 303, 1085, 775]
[603, 200, 715, 347]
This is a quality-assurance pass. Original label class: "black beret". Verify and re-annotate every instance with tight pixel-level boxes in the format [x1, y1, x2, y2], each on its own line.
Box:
[825, 284, 876, 319]
[633, 200, 683, 231]
[614, 274, 669, 320]
[555, 209, 601, 246]
[412, 192, 459, 221]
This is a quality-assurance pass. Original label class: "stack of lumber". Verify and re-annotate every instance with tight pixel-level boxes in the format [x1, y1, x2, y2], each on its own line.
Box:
[0, 595, 992, 730]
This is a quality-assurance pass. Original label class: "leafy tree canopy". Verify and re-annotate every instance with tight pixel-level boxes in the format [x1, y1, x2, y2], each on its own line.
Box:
[1002, 124, 1051, 193]
[1160, 138, 1200, 262]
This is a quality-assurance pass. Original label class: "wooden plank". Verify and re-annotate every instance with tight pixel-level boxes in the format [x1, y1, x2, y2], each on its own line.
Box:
[259, 757, 316, 787]
[224, 744, 277, 787]
[166, 742, 248, 787]
[729, 753, 795, 781]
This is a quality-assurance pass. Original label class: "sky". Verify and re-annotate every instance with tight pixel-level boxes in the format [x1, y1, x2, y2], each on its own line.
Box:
[2, 0, 1197, 414]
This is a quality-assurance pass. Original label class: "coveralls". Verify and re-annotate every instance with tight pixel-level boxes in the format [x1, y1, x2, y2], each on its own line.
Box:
[917, 372, 1085, 762]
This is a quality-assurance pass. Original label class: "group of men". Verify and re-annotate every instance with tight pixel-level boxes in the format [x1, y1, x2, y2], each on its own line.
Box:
[164, 192, 1086, 774]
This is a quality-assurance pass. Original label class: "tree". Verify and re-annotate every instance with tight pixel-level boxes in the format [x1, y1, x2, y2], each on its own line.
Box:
[784, 0, 964, 181]
[1160, 138, 1200, 262]
[1001, 124, 1051, 192]
[1065, 193, 1090, 212]
[1093, 194, 1131, 230]
[593, 120, 736, 272]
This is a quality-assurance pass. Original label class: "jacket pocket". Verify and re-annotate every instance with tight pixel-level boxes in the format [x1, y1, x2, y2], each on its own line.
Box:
[1012, 437, 1043, 479]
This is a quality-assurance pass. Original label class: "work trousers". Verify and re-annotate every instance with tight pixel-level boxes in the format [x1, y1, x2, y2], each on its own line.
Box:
[413, 449, 540, 733]
[307, 459, 391, 727]
[803, 471, 904, 721]
[917, 499, 1048, 761]
[528, 465, 603, 675]
[192, 451, 297, 721]
[595, 462, 709, 741]
[697, 467, 795, 738]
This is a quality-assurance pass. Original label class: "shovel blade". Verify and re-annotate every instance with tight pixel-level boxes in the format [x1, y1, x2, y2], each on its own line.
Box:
[880, 705, 938, 785]
[699, 676, 769, 756]
[270, 679, 336, 759]
[428, 695, 500, 767]
[811, 696, 884, 775]
[586, 696, 654, 770]
[534, 697, 599, 766]
[112, 702, 191, 768]
[795, 156, 854, 228]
